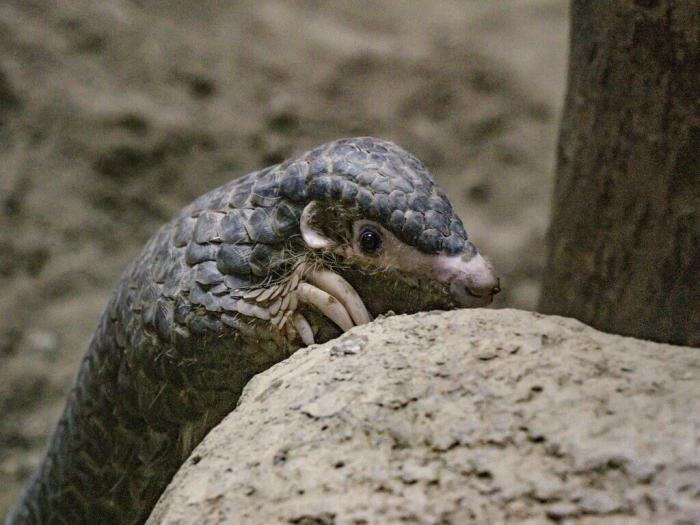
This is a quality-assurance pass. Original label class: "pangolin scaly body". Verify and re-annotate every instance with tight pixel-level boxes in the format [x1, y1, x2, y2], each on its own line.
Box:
[7, 137, 499, 525]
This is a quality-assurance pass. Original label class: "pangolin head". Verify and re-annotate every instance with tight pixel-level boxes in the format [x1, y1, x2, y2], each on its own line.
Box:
[272, 137, 500, 316]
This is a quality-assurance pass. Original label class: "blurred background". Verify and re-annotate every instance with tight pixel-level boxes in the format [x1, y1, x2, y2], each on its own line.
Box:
[0, 0, 568, 516]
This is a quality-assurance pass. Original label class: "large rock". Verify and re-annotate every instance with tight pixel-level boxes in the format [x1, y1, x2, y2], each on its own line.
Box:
[148, 309, 700, 525]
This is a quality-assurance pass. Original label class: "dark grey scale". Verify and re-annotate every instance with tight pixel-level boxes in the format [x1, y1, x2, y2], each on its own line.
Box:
[308, 176, 332, 200]
[388, 189, 408, 211]
[368, 152, 386, 167]
[356, 171, 375, 187]
[327, 176, 344, 199]
[334, 155, 363, 179]
[244, 207, 279, 244]
[229, 175, 256, 208]
[417, 228, 443, 253]
[406, 161, 432, 184]
[404, 152, 426, 173]
[229, 188, 251, 208]
[407, 193, 430, 213]
[402, 210, 425, 243]
[356, 137, 379, 150]
[340, 181, 359, 203]
[109, 282, 127, 320]
[221, 209, 253, 243]
[389, 209, 406, 232]
[173, 296, 190, 326]
[173, 217, 196, 248]
[185, 242, 218, 266]
[141, 302, 158, 332]
[250, 175, 281, 207]
[425, 210, 450, 236]
[356, 156, 382, 172]
[205, 187, 235, 210]
[154, 299, 175, 342]
[188, 284, 221, 312]
[374, 193, 392, 222]
[162, 259, 190, 298]
[428, 195, 453, 217]
[249, 243, 285, 277]
[193, 211, 224, 244]
[217, 243, 253, 275]
[443, 234, 465, 255]
[428, 195, 452, 216]
[390, 174, 414, 194]
[328, 141, 356, 157]
[304, 144, 325, 163]
[278, 162, 308, 202]
[272, 201, 301, 238]
[369, 142, 389, 154]
[356, 187, 374, 216]
[151, 248, 172, 285]
[223, 274, 250, 291]
[194, 261, 224, 286]
[333, 137, 352, 145]
[208, 283, 229, 295]
[120, 281, 138, 315]
[383, 150, 406, 172]
[345, 149, 369, 167]
[369, 175, 394, 194]
[135, 283, 160, 313]
[219, 296, 239, 312]
[309, 156, 330, 177]
[449, 218, 467, 239]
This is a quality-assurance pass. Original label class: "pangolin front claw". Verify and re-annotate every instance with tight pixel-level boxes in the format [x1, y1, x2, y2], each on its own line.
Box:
[235, 265, 371, 347]
[292, 313, 315, 346]
[293, 268, 372, 346]
[296, 282, 354, 332]
[305, 269, 372, 326]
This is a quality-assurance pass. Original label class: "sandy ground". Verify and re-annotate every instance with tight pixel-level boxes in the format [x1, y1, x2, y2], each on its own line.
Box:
[0, 0, 568, 518]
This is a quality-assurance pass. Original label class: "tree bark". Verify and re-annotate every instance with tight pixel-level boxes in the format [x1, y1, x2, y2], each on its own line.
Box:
[540, 0, 700, 346]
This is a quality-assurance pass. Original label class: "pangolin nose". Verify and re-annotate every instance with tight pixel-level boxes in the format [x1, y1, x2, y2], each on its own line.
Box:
[466, 278, 500, 298]
[447, 253, 500, 307]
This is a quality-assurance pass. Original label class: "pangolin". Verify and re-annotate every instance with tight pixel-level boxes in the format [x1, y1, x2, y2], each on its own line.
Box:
[7, 137, 499, 525]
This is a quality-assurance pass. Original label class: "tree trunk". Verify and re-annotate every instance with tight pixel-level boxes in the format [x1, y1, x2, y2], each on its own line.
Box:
[539, 0, 699, 347]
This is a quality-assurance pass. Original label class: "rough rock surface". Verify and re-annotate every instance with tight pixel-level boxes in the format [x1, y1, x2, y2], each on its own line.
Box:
[148, 309, 700, 525]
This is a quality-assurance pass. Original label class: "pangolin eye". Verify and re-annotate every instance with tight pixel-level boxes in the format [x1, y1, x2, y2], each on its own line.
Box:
[359, 226, 383, 255]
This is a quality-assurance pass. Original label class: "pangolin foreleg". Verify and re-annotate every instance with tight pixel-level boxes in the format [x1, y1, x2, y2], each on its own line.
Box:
[237, 261, 372, 346]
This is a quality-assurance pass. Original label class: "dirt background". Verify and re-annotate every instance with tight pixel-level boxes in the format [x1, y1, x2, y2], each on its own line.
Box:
[0, 0, 568, 518]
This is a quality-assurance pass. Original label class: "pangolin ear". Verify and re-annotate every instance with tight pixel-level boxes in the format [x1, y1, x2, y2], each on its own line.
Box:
[300, 201, 335, 250]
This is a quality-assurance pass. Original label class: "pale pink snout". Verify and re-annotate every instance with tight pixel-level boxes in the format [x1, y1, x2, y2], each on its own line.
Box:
[430, 252, 500, 308]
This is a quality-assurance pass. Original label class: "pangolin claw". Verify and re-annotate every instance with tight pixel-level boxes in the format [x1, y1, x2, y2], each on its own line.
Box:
[296, 282, 354, 332]
[305, 269, 372, 326]
[290, 268, 372, 347]
[293, 313, 315, 346]
[235, 265, 370, 347]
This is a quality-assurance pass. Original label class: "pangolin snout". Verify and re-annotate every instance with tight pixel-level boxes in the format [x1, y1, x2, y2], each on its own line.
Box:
[450, 278, 500, 307]
[436, 252, 500, 308]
